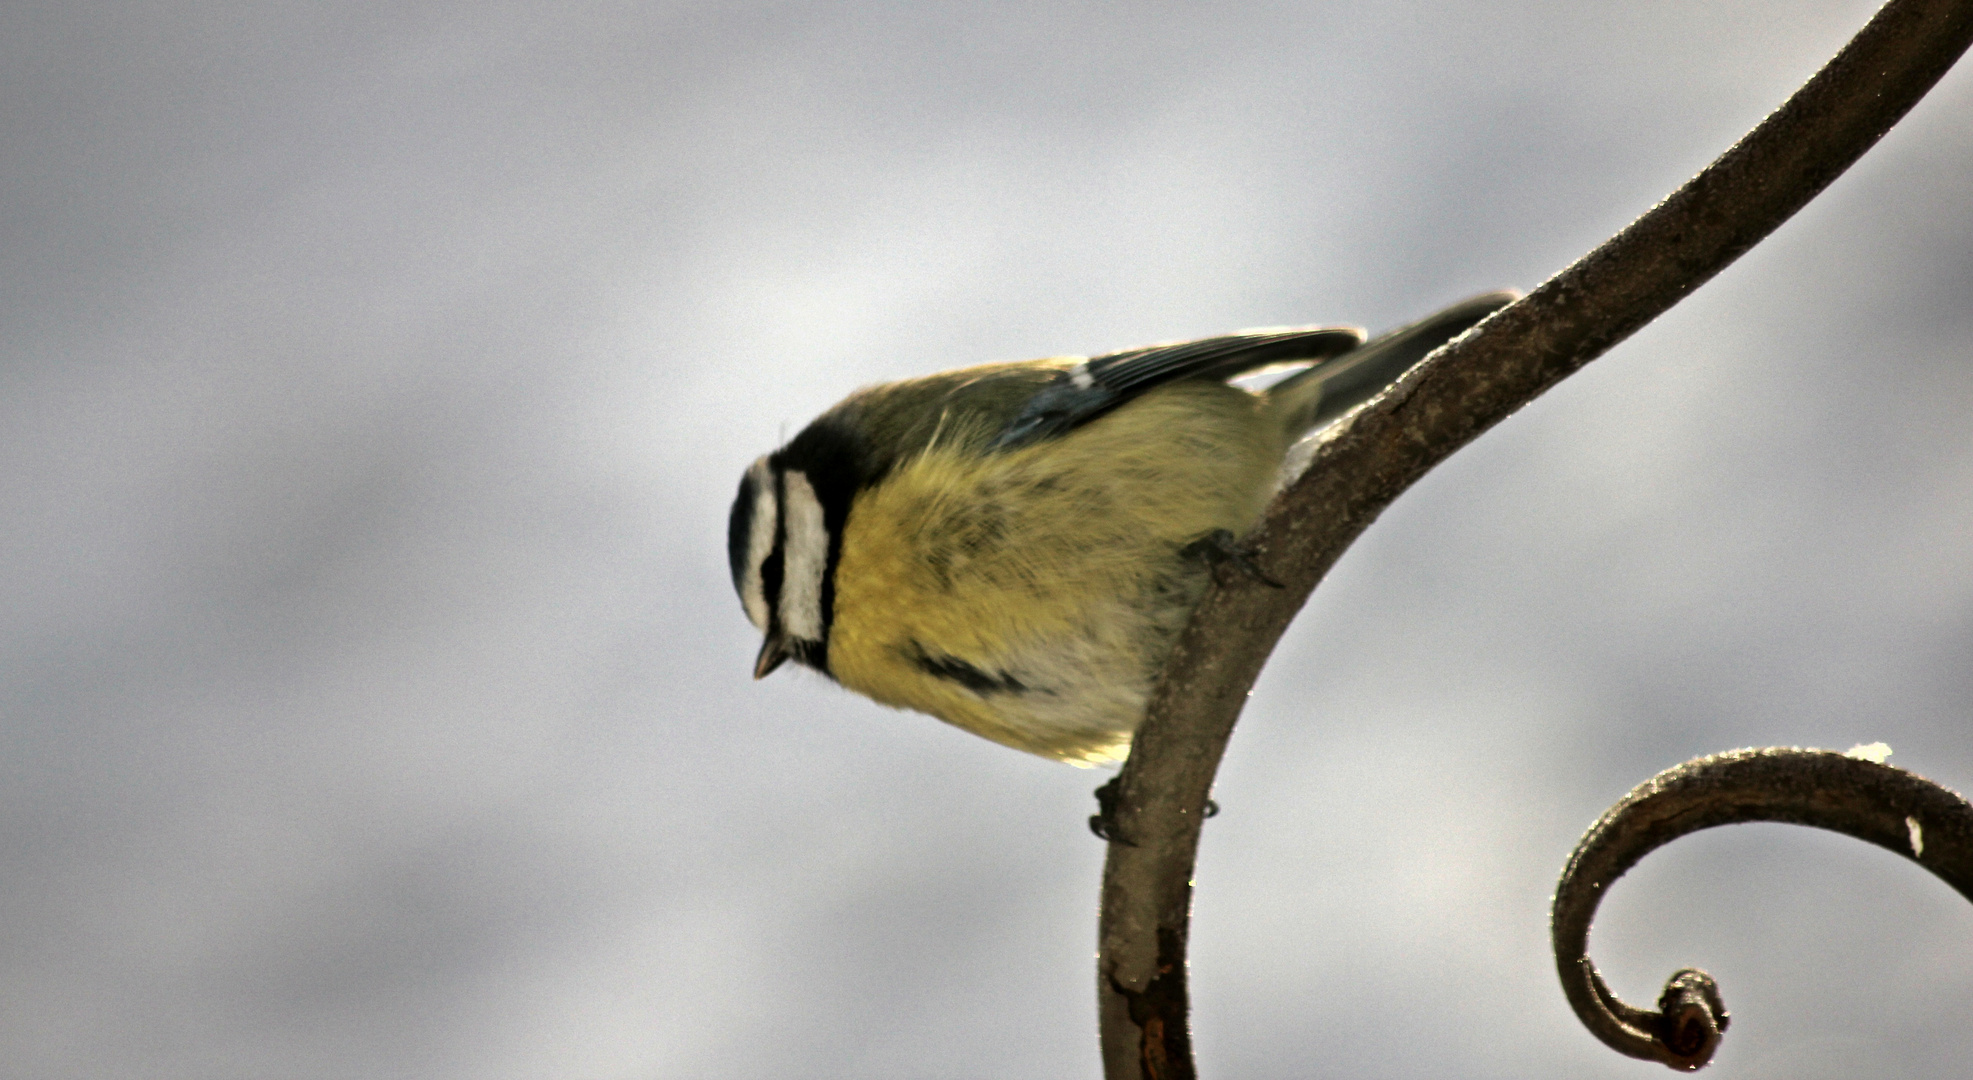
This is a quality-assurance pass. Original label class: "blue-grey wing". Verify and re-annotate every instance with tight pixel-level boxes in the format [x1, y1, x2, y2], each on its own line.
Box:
[990, 325, 1364, 451]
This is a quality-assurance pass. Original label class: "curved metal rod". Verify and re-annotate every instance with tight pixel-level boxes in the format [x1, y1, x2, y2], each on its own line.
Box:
[1552, 747, 1973, 1070]
[1098, 0, 1973, 1072]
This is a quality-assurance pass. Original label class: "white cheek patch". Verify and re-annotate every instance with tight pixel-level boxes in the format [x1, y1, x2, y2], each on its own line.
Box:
[778, 469, 829, 642]
[739, 457, 777, 631]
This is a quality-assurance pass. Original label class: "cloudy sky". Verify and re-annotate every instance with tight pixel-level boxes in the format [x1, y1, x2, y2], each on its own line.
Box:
[3, 2, 1970, 1077]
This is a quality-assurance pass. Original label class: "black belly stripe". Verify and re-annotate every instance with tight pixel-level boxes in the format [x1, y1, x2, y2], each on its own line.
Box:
[906, 643, 1030, 695]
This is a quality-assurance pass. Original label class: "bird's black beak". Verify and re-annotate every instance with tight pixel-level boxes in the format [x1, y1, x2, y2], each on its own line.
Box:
[753, 631, 791, 679]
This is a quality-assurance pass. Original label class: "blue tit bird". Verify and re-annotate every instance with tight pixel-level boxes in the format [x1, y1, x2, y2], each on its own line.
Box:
[728, 292, 1515, 765]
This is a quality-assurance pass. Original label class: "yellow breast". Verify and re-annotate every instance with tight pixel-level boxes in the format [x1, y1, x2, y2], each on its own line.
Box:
[827, 381, 1283, 763]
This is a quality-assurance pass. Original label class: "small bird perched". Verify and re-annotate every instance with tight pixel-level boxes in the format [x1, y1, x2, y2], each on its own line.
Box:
[728, 292, 1515, 765]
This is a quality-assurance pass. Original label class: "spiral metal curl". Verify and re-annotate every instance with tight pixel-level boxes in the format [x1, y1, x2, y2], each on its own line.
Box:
[1552, 747, 1973, 1070]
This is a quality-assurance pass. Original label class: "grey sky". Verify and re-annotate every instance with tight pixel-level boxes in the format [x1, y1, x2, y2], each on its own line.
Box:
[3, 2, 1970, 1077]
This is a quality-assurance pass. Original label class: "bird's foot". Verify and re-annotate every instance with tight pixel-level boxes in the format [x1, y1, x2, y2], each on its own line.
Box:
[1089, 777, 1219, 843]
[1183, 529, 1283, 588]
[1089, 776, 1131, 844]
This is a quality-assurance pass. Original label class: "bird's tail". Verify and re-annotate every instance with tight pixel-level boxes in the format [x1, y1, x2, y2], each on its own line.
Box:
[1263, 290, 1519, 440]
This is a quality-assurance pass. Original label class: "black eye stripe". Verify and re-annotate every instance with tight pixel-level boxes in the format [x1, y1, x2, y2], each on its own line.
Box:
[760, 470, 786, 622]
[759, 545, 784, 619]
[726, 471, 758, 591]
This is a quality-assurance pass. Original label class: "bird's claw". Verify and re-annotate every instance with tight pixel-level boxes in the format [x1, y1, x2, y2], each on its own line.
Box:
[1183, 529, 1283, 588]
